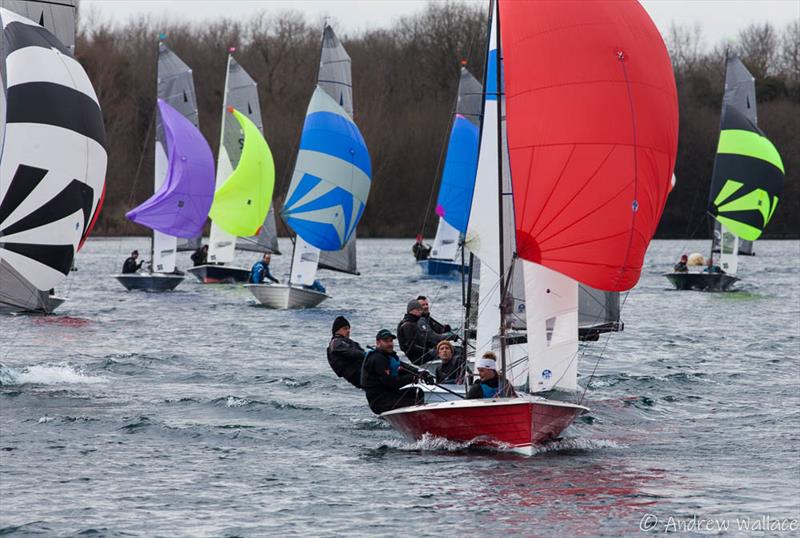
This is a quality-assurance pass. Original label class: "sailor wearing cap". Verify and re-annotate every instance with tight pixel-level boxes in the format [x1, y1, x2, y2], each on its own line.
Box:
[361, 328, 425, 414]
[466, 352, 515, 399]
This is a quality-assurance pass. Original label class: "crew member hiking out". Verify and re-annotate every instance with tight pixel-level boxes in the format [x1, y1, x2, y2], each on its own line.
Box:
[361, 329, 430, 414]
[326, 316, 364, 389]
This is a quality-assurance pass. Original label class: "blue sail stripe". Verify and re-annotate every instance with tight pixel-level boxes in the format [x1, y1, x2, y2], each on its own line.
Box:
[285, 217, 342, 251]
[485, 49, 498, 101]
[299, 111, 371, 178]
[436, 115, 480, 233]
[287, 184, 354, 236]
[284, 173, 321, 213]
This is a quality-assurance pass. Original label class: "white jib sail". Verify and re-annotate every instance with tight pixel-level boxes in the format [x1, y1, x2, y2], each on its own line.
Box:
[718, 223, 739, 275]
[290, 236, 320, 286]
[525, 262, 579, 393]
[430, 218, 460, 261]
[151, 140, 176, 273]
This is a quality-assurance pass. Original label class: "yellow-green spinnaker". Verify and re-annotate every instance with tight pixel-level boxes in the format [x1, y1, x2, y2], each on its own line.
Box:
[208, 107, 275, 237]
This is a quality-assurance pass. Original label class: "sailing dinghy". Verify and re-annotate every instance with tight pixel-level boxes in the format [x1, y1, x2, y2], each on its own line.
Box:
[246, 25, 371, 309]
[383, 0, 678, 454]
[114, 40, 214, 292]
[187, 50, 278, 284]
[664, 56, 784, 291]
[0, 6, 106, 314]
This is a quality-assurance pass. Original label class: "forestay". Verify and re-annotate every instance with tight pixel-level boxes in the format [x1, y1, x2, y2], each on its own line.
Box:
[0, 8, 106, 311]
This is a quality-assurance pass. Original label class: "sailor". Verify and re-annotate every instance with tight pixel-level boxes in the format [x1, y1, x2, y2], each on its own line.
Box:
[673, 254, 689, 273]
[434, 340, 467, 384]
[397, 299, 451, 365]
[361, 329, 430, 414]
[304, 279, 326, 294]
[122, 250, 144, 274]
[412, 234, 431, 261]
[326, 316, 365, 389]
[466, 352, 515, 399]
[190, 245, 208, 267]
[703, 256, 725, 274]
[249, 253, 279, 284]
[416, 295, 452, 334]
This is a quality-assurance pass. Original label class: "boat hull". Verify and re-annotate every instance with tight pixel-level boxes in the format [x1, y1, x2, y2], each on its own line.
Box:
[664, 272, 739, 291]
[416, 258, 465, 277]
[186, 264, 250, 284]
[114, 273, 185, 291]
[381, 396, 587, 455]
[0, 295, 66, 315]
[245, 283, 329, 309]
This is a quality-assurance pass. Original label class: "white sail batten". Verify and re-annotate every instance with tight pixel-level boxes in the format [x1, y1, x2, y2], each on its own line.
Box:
[524, 262, 579, 393]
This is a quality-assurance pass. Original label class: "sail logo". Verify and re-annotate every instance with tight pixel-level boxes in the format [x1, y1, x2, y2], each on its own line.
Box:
[541, 369, 552, 380]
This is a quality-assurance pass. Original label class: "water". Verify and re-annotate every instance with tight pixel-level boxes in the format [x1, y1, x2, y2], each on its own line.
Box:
[1, 238, 798, 536]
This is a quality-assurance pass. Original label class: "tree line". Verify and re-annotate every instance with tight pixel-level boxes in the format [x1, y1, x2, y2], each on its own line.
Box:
[75, 3, 798, 239]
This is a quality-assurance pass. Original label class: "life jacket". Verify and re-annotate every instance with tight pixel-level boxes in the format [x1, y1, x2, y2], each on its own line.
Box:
[388, 354, 400, 378]
[480, 382, 499, 399]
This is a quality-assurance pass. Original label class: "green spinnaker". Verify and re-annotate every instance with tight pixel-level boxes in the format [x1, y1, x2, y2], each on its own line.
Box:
[208, 108, 275, 237]
[717, 129, 784, 173]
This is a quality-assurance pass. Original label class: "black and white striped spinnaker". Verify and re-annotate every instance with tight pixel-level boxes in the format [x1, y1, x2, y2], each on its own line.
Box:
[0, 8, 107, 312]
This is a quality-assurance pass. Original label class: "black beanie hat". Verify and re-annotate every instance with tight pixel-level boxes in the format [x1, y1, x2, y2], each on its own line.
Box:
[331, 316, 350, 335]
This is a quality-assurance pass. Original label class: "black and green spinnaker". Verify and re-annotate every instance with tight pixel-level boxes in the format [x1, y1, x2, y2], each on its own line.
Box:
[707, 103, 785, 242]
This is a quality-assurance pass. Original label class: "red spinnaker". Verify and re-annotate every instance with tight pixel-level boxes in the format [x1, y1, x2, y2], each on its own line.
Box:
[499, 0, 678, 291]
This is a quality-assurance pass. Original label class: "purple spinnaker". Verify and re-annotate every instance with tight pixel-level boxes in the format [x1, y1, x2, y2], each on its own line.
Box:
[125, 99, 215, 237]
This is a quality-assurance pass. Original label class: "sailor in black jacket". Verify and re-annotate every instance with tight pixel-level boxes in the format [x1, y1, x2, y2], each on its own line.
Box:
[326, 316, 365, 389]
[361, 329, 425, 414]
[397, 299, 446, 365]
[122, 250, 143, 274]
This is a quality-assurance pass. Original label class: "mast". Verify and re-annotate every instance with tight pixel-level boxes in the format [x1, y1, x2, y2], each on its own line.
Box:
[493, 0, 508, 389]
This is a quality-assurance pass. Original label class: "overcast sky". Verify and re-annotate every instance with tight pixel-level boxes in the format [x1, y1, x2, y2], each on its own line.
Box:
[81, 0, 799, 47]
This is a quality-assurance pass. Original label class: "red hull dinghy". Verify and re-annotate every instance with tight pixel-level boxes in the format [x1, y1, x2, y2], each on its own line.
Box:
[382, 397, 587, 455]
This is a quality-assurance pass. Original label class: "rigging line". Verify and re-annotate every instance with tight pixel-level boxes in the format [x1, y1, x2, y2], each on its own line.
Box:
[418, 92, 459, 239]
[579, 289, 631, 405]
[127, 109, 156, 209]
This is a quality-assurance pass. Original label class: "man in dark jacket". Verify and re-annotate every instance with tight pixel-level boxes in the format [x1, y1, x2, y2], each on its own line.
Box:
[327, 316, 364, 389]
[249, 253, 279, 284]
[361, 329, 427, 414]
[122, 250, 143, 274]
[397, 299, 448, 365]
[417, 295, 452, 334]
[191, 245, 208, 267]
[434, 340, 467, 384]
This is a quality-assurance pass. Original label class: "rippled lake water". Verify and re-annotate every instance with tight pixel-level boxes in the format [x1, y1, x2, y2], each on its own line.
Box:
[1, 238, 798, 536]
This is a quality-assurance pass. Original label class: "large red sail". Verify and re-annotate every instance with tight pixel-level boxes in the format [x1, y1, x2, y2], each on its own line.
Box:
[499, 0, 678, 291]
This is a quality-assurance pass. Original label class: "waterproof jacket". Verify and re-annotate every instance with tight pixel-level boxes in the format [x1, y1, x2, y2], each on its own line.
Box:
[435, 356, 467, 384]
[466, 376, 516, 399]
[327, 335, 365, 389]
[122, 257, 142, 274]
[361, 348, 420, 414]
[249, 260, 279, 284]
[423, 313, 450, 335]
[191, 248, 207, 267]
[397, 313, 444, 365]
